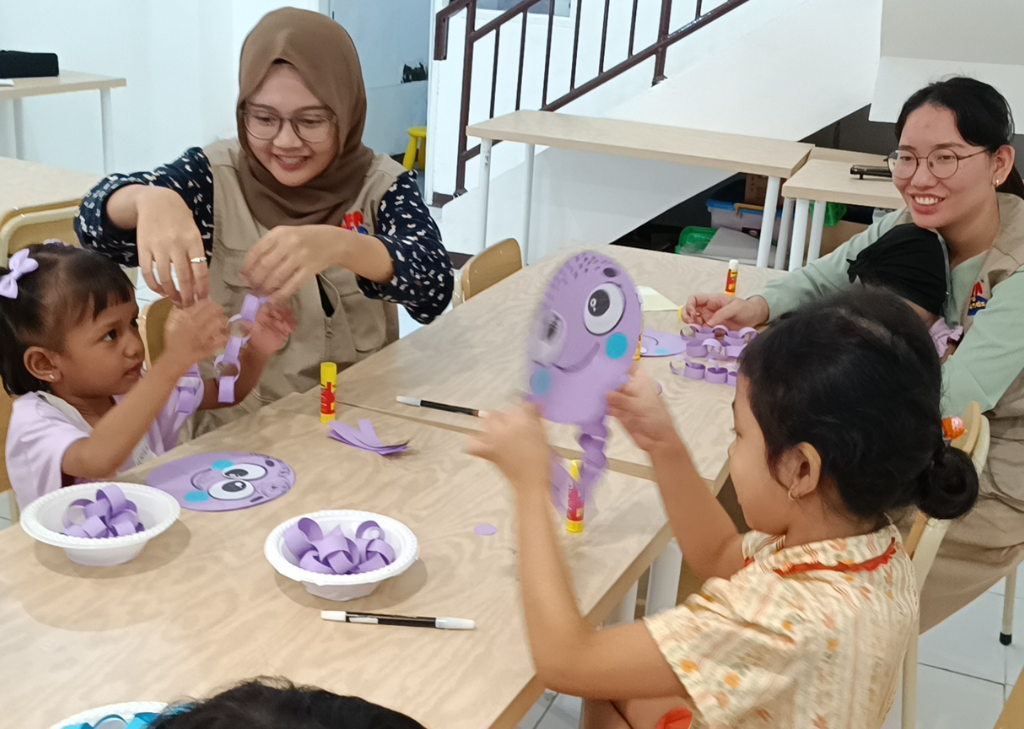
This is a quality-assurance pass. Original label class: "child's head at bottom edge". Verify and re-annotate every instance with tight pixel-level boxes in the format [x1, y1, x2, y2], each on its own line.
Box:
[0, 243, 140, 399]
[149, 676, 426, 729]
[728, 287, 979, 538]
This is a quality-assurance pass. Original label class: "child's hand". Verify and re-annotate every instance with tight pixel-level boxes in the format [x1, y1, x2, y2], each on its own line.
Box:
[608, 365, 681, 456]
[164, 300, 230, 370]
[466, 403, 551, 493]
[247, 305, 296, 356]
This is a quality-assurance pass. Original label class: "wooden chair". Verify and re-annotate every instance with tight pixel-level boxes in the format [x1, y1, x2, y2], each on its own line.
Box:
[138, 298, 174, 367]
[460, 238, 523, 303]
[0, 376, 19, 524]
[901, 402, 988, 729]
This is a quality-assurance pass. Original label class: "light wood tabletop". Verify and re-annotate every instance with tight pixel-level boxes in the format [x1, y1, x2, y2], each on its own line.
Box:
[466, 111, 813, 179]
[0, 71, 126, 101]
[0, 156, 100, 224]
[782, 158, 905, 210]
[334, 246, 786, 486]
[0, 395, 669, 729]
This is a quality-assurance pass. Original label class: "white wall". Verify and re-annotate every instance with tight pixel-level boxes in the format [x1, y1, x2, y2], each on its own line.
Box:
[0, 0, 333, 176]
[331, 0, 430, 156]
[870, 0, 1024, 122]
[436, 0, 883, 261]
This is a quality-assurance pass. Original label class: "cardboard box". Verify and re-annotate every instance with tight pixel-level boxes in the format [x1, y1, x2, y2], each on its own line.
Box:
[745, 174, 769, 206]
[819, 220, 869, 257]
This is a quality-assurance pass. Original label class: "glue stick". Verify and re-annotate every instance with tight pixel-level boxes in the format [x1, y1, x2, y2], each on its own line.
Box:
[725, 259, 739, 297]
[320, 362, 337, 423]
[942, 415, 966, 442]
[567, 459, 584, 534]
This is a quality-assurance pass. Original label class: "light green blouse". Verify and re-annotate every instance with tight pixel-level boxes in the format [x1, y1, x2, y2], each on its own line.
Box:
[755, 210, 1024, 417]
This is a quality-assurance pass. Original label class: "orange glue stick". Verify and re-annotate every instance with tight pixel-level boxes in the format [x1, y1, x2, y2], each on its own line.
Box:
[567, 460, 584, 534]
[725, 259, 739, 297]
[321, 362, 337, 423]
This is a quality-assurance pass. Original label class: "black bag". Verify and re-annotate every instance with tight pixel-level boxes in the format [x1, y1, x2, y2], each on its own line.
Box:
[0, 51, 59, 78]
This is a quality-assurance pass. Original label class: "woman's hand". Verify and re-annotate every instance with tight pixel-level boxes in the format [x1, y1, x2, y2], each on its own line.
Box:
[134, 186, 210, 306]
[466, 403, 551, 494]
[607, 365, 681, 457]
[241, 225, 348, 304]
[163, 300, 230, 372]
[247, 305, 297, 356]
[683, 293, 769, 329]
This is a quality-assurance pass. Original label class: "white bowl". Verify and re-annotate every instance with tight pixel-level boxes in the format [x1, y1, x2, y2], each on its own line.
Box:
[21, 483, 181, 567]
[50, 701, 167, 729]
[265, 509, 419, 601]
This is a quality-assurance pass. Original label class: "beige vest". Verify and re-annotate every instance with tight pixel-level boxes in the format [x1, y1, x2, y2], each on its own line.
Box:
[898, 194, 1024, 505]
[190, 140, 402, 435]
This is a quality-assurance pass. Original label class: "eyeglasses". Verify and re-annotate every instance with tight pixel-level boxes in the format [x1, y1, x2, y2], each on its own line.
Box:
[242, 104, 336, 144]
[887, 148, 988, 180]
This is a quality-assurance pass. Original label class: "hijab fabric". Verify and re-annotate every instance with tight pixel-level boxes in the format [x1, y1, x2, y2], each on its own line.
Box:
[847, 224, 949, 316]
[236, 8, 374, 229]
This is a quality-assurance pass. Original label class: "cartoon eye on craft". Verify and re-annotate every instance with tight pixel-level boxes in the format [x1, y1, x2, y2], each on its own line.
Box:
[220, 464, 267, 481]
[584, 283, 625, 336]
[209, 479, 256, 501]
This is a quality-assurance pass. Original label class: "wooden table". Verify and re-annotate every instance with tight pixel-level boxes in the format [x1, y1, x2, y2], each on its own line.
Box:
[0, 395, 669, 729]
[779, 156, 904, 271]
[335, 245, 786, 489]
[0, 71, 126, 172]
[997, 668, 1024, 727]
[466, 110, 812, 266]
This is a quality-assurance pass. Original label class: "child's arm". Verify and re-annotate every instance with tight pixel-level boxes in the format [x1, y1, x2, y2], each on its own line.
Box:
[468, 404, 684, 698]
[197, 306, 296, 410]
[62, 302, 229, 479]
[608, 366, 745, 582]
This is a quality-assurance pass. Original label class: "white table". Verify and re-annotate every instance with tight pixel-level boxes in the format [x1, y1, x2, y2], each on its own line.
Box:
[466, 111, 813, 267]
[778, 153, 904, 271]
[0, 71, 126, 173]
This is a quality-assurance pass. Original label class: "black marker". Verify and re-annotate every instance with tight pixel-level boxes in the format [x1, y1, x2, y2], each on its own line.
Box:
[321, 611, 475, 630]
[396, 396, 479, 417]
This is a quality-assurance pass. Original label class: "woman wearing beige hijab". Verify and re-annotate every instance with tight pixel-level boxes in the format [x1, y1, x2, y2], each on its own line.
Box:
[77, 8, 452, 431]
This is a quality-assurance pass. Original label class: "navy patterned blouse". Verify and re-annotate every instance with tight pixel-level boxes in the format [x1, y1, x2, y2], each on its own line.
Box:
[76, 147, 453, 323]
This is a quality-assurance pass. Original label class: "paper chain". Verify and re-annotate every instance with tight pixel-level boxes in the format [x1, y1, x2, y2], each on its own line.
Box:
[62, 485, 145, 539]
[216, 294, 267, 404]
[669, 325, 758, 387]
[284, 518, 397, 576]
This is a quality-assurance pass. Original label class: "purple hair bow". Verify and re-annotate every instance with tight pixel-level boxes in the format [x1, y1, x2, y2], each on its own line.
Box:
[0, 249, 39, 299]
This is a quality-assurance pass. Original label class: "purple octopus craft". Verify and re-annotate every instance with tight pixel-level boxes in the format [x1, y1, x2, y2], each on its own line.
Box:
[526, 252, 642, 519]
[147, 452, 294, 511]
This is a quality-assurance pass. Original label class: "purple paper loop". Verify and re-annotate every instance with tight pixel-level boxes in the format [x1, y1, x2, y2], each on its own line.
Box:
[727, 369, 739, 387]
[685, 340, 708, 357]
[284, 518, 397, 576]
[217, 294, 267, 404]
[705, 366, 729, 385]
[176, 365, 204, 414]
[62, 484, 145, 539]
[702, 338, 726, 359]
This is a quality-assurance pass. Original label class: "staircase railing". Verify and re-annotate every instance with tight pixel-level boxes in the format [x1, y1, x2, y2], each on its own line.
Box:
[434, 0, 752, 195]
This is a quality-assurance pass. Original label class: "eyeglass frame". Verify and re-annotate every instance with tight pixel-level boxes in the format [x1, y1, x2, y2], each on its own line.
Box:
[241, 103, 337, 144]
[887, 147, 989, 180]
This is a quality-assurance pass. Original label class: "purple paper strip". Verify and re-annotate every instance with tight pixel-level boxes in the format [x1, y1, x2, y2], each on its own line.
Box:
[284, 518, 397, 575]
[328, 420, 408, 456]
[62, 484, 145, 539]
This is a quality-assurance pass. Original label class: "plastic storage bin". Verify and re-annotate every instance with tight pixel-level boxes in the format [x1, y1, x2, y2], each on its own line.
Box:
[675, 226, 716, 255]
[707, 200, 783, 242]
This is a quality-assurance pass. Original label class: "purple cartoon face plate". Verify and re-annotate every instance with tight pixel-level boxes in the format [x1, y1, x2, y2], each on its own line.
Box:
[526, 252, 643, 425]
[146, 452, 294, 511]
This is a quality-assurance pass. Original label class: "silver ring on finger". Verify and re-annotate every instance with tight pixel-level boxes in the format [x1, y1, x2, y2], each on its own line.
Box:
[190, 257, 207, 265]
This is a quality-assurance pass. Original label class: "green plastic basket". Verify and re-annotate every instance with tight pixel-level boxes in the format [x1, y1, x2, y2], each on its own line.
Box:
[676, 226, 716, 255]
[808, 202, 848, 227]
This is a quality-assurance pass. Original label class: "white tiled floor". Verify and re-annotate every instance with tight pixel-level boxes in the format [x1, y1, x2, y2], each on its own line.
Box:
[519, 571, 1024, 729]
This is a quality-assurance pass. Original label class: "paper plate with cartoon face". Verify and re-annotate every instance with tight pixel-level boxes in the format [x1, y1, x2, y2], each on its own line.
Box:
[147, 452, 294, 511]
[527, 252, 642, 425]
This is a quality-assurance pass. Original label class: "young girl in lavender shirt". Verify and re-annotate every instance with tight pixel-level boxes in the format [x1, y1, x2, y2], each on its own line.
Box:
[1, 243, 293, 510]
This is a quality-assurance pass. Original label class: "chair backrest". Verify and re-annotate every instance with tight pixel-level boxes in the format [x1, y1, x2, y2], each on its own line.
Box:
[0, 376, 18, 523]
[139, 298, 174, 367]
[905, 403, 989, 590]
[461, 238, 523, 302]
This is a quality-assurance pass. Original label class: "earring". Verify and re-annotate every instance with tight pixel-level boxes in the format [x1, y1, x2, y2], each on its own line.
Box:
[788, 488, 798, 502]
[48, 374, 55, 381]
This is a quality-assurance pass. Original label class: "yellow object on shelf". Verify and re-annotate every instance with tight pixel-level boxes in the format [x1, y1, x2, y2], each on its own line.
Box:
[403, 126, 427, 172]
